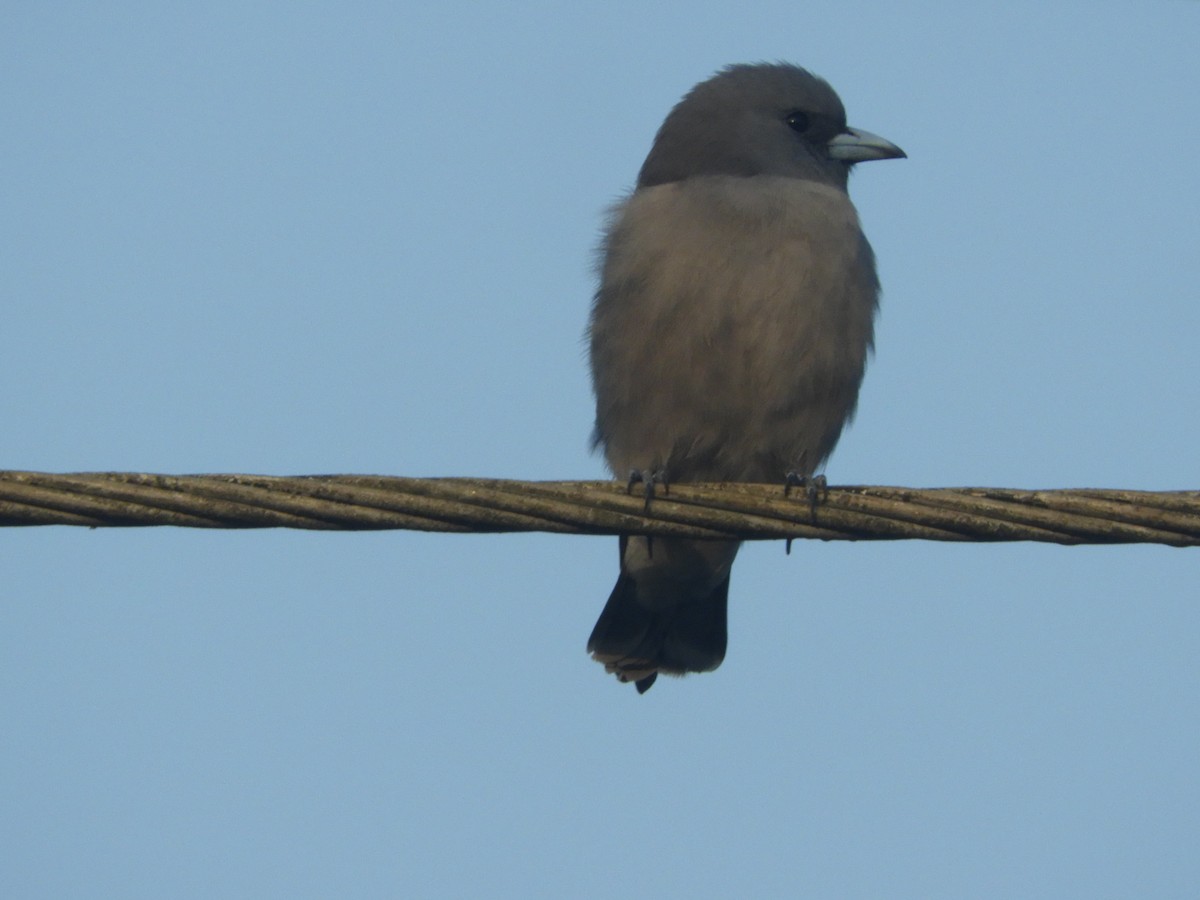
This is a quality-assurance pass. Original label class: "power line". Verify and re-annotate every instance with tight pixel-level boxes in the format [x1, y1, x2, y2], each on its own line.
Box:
[2, 471, 1198, 546]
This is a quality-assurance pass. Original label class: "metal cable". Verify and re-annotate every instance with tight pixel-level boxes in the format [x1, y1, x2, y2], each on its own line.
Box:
[2, 471, 1198, 546]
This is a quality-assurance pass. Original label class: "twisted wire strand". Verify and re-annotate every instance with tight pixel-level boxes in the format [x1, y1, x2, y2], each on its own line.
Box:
[2, 471, 1198, 546]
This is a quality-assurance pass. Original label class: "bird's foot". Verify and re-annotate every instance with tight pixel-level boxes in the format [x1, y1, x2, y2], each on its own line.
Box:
[626, 469, 668, 510]
[783, 471, 828, 554]
[626, 469, 667, 558]
[784, 470, 828, 502]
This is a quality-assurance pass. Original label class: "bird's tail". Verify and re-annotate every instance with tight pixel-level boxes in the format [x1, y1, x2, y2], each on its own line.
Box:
[587, 536, 736, 693]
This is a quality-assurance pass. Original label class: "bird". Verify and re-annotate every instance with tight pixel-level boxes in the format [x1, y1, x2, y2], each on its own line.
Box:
[585, 62, 905, 693]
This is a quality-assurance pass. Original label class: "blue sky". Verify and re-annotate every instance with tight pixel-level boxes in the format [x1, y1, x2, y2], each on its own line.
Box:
[3, 2, 1198, 897]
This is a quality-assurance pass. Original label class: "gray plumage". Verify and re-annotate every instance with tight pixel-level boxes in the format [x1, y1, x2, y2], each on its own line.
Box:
[586, 63, 904, 692]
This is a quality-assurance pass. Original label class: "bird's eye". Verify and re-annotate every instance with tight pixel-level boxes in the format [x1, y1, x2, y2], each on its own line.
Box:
[785, 111, 810, 133]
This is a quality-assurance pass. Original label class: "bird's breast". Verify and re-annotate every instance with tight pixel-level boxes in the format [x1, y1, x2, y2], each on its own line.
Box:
[590, 175, 879, 481]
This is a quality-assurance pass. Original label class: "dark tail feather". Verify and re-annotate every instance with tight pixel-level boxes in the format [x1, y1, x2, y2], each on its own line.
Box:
[587, 542, 730, 693]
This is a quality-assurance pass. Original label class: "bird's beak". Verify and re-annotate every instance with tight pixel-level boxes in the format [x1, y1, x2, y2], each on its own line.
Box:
[827, 127, 906, 162]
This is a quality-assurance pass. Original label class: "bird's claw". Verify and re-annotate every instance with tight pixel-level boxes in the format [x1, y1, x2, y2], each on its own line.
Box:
[626, 469, 667, 510]
[783, 471, 829, 553]
[626, 469, 668, 558]
[784, 470, 828, 502]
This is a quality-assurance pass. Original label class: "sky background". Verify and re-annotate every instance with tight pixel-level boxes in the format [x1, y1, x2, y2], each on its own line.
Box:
[3, 2, 1198, 897]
